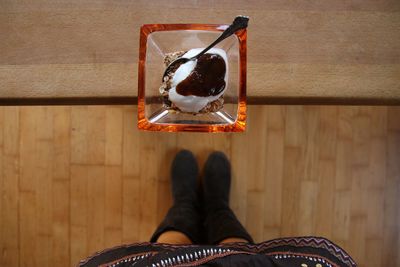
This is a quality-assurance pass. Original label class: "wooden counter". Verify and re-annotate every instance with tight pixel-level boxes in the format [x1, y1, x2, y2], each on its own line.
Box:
[1, 1, 399, 105]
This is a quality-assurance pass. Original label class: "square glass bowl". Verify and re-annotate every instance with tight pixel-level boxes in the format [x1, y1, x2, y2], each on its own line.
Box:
[137, 24, 247, 132]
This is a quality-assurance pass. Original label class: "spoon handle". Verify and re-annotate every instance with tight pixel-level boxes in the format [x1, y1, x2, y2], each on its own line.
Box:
[192, 16, 249, 59]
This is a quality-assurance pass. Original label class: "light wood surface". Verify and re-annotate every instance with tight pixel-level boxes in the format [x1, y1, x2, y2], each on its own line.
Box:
[0, 105, 399, 267]
[1, 1, 400, 103]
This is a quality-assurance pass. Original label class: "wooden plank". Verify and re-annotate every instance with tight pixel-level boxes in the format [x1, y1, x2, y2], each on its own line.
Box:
[318, 106, 338, 161]
[2, 0, 399, 12]
[365, 189, 384, 262]
[302, 106, 320, 182]
[368, 107, 387, 189]
[263, 106, 285, 240]
[104, 107, 124, 247]
[284, 106, 307, 147]
[34, 107, 53, 266]
[245, 106, 267, 241]
[280, 146, 302, 236]
[137, 131, 159, 241]
[297, 180, 318, 235]
[1, 63, 399, 103]
[298, 107, 323, 235]
[155, 133, 176, 224]
[122, 176, 140, 243]
[19, 191, 37, 267]
[246, 106, 267, 191]
[19, 107, 38, 192]
[52, 179, 70, 265]
[52, 106, 71, 266]
[104, 107, 123, 247]
[365, 239, 383, 267]
[0, 107, 2, 264]
[332, 190, 351, 241]
[1, 0, 399, 103]
[0, 64, 135, 98]
[104, 166, 122, 247]
[105, 107, 123, 166]
[364, 109, 386, 266]
[53, 106, 71, 180]
[315, 107, 337, 236]
[122, 106, 139, 178]
[352, 107, 371, 167]
[156, 179, 173, 225]
[1, 9, 399, 65]
[335, 107, 355, 190]
[348, 178, 367, 265]
[87, 165, 105, 254]
[365, 108, 387, 265]
[70, 107, 88, 164]
[86, 106, 105, 165]
[70, 165, 88, 266]
[121, 106, 140, 243]
[0, 107, 19, 266]
[18, 107, 38, 267]
[348, 215, 367, 266]
[281, 106, 307, 236]
[382, 107, 400, 266]
[314, 159, 335, 236]
[70, 106, 90, 265]
[347, 109, 371, 266]
[246, 191, 265, 242]
[230, 116, 249, 226]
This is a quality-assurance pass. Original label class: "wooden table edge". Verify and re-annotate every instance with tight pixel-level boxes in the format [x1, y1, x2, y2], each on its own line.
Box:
[0, 96, 399, 106]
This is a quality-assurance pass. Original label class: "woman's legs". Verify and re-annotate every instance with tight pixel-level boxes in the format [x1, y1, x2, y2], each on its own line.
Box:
[151, 150, 252, 245]
[150, 150, 202, 244]
[203, 151, 254, 245]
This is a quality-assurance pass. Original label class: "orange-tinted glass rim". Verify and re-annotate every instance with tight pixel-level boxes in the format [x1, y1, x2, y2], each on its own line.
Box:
[137, 23, 247, 132]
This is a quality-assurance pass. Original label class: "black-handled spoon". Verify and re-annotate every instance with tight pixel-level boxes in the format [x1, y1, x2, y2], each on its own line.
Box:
[162, 15, 249, 80]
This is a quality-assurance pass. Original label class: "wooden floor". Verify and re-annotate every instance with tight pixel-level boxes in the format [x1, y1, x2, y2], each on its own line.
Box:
[0, 105, 399, 267]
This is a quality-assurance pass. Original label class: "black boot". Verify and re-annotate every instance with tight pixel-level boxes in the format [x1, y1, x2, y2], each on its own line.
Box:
[203, 151, 254, 244]
[150, 150, 202, 243]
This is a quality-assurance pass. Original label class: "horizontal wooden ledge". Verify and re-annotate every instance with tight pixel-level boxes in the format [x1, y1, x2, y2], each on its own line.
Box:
[0, 96, 399, 106]
[1, 62, 399, 105]
[3, 1, 400, 12]
[2, 9, 400, 65]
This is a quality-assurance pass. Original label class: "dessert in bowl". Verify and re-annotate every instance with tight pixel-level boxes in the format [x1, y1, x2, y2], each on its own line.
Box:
[160, 48, 228, 114]
[137, 24, 247, 132]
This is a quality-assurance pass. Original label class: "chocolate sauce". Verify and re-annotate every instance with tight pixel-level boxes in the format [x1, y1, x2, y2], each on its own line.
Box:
[176, 54, 226, 97]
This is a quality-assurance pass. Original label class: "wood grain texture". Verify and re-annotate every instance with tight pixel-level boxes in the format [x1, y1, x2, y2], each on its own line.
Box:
[0, 105, 399, 267]
[0, 1, 399, 103]
[0, 107, 19, 266]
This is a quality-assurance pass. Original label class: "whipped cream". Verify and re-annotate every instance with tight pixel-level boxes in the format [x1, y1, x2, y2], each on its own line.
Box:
[168, 48, 228, 113]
